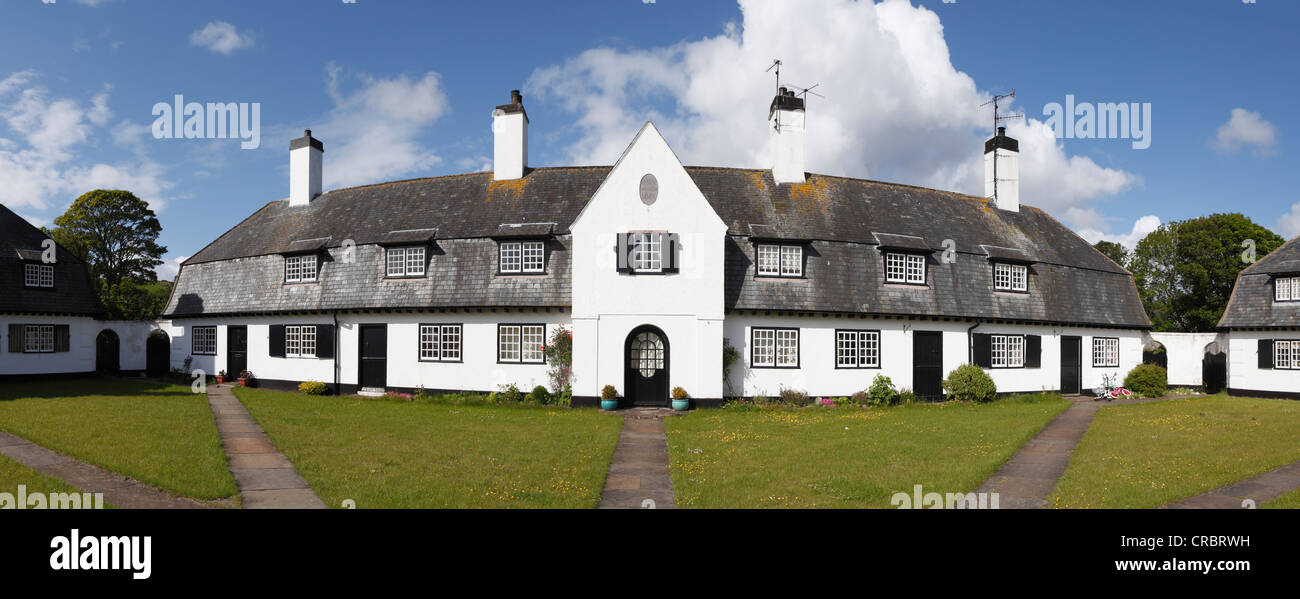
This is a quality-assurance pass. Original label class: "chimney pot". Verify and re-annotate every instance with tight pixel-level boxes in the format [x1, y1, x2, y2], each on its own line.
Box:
[511, 90, 522, 104]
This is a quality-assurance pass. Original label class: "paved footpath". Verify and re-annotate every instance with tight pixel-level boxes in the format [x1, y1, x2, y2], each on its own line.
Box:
[597, 408, 677, 509]
[1164, 460, 1300, 509]
[976, 395, 1168, 509]
[208, 384, 326, 509]
[0, 431, 208, 509]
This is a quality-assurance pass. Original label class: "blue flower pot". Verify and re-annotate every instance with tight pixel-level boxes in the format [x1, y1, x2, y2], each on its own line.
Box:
[600, 399, 619, 410]
[672, 399, 691, 411]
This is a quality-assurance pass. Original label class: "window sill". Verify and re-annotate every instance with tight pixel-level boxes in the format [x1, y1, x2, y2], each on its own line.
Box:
[755, 274, 807, 280]
[418, 358, 463, 363]
[883, 281, 928, 288]
[496, 272, 548, 277]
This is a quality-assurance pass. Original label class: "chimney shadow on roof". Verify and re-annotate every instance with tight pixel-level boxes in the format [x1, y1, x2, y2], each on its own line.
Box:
[173, 293, 205, 317]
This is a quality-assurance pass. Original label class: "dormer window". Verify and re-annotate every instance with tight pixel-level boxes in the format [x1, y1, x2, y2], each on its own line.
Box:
[386, 246, 427, 278]
[993, 262, 1028, 292]
[285, 254, 318, 283]
[884, 252, 925, 284]
[1276, 276, 1300, 302]
[23, 263, 54, 288]
[500, 240, 545, 274]
[756, 243, 803, 277]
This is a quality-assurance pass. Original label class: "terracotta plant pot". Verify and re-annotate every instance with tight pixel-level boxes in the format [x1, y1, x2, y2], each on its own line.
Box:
[215, 376, 225, 384]
[238, 377, 251, 387]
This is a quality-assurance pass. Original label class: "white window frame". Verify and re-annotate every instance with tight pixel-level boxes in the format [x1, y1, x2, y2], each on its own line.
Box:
[1277, 276, 1298, 302]
[24, 263, 54, 288]
[630, 233, 662, 273]
[285, 254, 318, 283]
[193, 326, 217, 355]
[836, 330, 880, 368]
[1092, 337, 1120, 368]
[885, 252, 925, 284]
[386, 246, 427, 278]
[419, 324, 462, 362]
[751, 327, 798, 369]
[285, 325, 317, 358]
[24, 324, 54, 353]
[500, 241, 545, 274]
[994, 262, 1028, 292]
[1274, 340, 1300, 370]
[990, 334, 1024, 368]
[498, 324, 545, 364]
[521, 241, 545, 273]
[756, 244, 803, 277]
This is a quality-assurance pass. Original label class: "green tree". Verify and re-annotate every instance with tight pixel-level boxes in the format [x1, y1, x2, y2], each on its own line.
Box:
[1093, 240, 1130, 270]
[1129, 213, 1284, 331]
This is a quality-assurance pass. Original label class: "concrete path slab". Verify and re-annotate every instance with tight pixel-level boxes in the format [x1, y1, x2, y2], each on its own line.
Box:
[208, 384, 326, 509]
[1163, 460, 1300, 509]
[597, 408, 679, 509]
[0, 431, 208, 509]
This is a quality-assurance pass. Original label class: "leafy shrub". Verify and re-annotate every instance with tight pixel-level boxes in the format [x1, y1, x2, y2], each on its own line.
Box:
[298, 381, 329, 395]
[867, 374, 898, 407]
[542, 327, 573, 395]
[498, 384, 524, 404]
[754, 394, 773, 406]
[601, 385, 618, 400]
[1124, 364, 1167, 398]
[778, 387, 810, 407]
[942, 364, 997, 402]
[529, 385, 551, 404]
[898, 388, 916, 404]
[850, 390, 870, 406]
[672, 386, 689, 400]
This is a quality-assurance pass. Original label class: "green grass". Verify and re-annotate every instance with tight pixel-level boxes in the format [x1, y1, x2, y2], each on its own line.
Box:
[664, 395, 1071, 508]
[234, 388, 622, 508]
[1263, 488, 1300, 509]
[0, 377, 237, 501]
[0, 453, 102, 504]
[1052, 396, 1300, 509]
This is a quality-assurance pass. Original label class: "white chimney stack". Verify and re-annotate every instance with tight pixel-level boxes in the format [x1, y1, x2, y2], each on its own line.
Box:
[289, 129, 323, 207]
[492, 89, 528, 180]
[984, 126, 1019, 212]
[769, 87, 806, 185]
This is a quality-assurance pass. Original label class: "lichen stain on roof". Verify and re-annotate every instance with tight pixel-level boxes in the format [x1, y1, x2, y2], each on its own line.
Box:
[486, 176, 528, 204]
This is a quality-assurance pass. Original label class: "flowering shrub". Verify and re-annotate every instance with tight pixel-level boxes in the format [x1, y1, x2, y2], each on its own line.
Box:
[542, 327, 573, 396]
[298, 381, 329, 395]
[779, 387, 810, 407]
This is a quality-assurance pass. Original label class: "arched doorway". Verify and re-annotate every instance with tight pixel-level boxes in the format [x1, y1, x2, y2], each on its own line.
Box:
[95, 329, 120, 374]
[1202, 342, 1226, 394]
[1142, 340, 1167, 369]
[146, 330, 171, 377]
[624, 325, 669, 407]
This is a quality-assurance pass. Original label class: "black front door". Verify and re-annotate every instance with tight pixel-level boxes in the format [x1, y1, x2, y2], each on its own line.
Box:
[227, 325, 247, 376]
[359, 324, 387, 389]
[625, 326, 669, 407]
[1061, 336, 1082, 394]
[913, 330, 943, 401]
[146, 331, 170, 377]
[95, 330, 120, 374]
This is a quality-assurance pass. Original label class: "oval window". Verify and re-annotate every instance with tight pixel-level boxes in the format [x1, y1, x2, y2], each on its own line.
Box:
[639, 173, 658, 206]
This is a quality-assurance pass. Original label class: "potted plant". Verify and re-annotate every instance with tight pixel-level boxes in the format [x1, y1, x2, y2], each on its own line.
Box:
[215, 370, 227, 384]
[237, 370, 255, 387]
[671, 386, 690, 411]
[600, 385, 619, 411]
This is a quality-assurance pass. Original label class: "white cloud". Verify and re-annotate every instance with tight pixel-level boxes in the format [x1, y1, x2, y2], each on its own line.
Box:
[189, 21, 254, 55]
[1077, 214, 1162, 250]
[1212, 108, 1277, 155]
[157, 255, 189, 281]
[1278, 203, 1300, 240]
[526, 0, 1136, 224]
[305, 63, 449, 189]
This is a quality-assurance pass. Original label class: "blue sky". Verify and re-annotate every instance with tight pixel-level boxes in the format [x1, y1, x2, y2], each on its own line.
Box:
[1, 0, 1296, 279]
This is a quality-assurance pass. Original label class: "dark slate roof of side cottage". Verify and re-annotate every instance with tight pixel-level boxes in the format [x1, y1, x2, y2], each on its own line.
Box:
[1218, 235, 1300, 329]
[165, 167, 1150, 327]
[0, 203, 104, 317]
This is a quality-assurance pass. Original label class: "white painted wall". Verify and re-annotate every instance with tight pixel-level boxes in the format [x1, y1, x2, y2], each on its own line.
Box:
[289, 139, 322, 206]
[1225, 330, 1300, 394]
[492, 110, 527, 180]
[1148, 331, 1222, 387]
[983, 145, 1019, 212]
[0, 317, 159, 375]
[770, 106, 805, 184]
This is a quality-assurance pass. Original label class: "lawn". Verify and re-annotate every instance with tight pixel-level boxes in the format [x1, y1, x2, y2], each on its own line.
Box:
[234, 388, 623, 508]
[1051, 396, 1300, 509]
[664, 395, 1071, 508]
[1264, 488, 1300, 509]
[0, 377, 237, 501]
[0, 453, 99, 504]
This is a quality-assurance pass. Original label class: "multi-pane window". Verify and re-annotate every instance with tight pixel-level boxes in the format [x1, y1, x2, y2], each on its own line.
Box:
[285, 255, 318, 283]
[500, 241, 545, 273]
[1277, 276, 1300, 302]
[1274, 340, 1300, 370]
[419, 324, 462, 361]
[756, 244, 803, 277]
[884, 252, 925, 284]
[990, 335, 1024, 368]
[193, 326, 217, 355]
[1092, 337, 1120, 367]
[994, 262, 1028, 291]
[498, 324, 545, 363]
[24, 263, 54, 288]
[630, 233, 662, 273]
[285, 325, 316, 358]
[751, 327, 798, 368]
[836, 330, 880, 368]
[386, 246, 427, 277]
[23, 325, 54, 353]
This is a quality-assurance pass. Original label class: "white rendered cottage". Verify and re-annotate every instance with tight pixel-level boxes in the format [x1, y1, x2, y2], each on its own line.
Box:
[161, 88, 1152, 406]
[1218, 235, 1300, 398]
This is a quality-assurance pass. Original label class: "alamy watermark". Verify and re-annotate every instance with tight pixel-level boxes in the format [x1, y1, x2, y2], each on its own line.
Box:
[152, 94, 260, 149]
[891, 484, 1000, 509]
[1043, 94, 1151, 149]
[1, 485, 104, 509]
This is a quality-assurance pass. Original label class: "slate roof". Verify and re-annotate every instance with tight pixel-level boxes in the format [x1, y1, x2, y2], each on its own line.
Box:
[1218, 235, 1300, 329]
[0, 203, 104, 317]
[165, 167, 1150, 327]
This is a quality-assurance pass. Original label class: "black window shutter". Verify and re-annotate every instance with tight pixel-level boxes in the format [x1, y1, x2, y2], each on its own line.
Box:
[973, 333, 992, 368]
[1025, 335, 1041, 368]
[316, 325, 335, 359]
[616, 233, 629, 272]
[54, 325, 70, 352]
[269, 325, 286, 358]
[8, 324, 22, 353]
[1259, 339, 1273, 369]
[663, 232, 678, 271]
